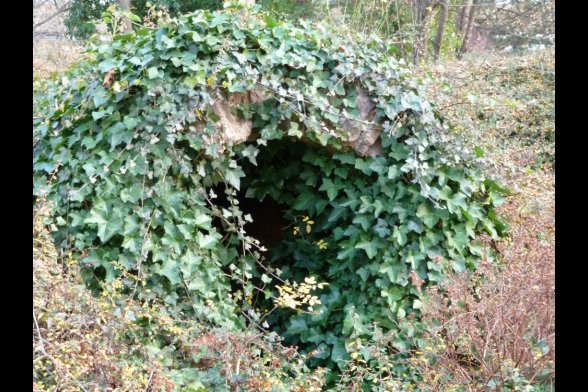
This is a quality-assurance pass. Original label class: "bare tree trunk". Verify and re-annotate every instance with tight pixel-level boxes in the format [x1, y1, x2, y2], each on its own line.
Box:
[118, 0, 132, 32]
[459, 0, 476, 57]
[411, 0, 432, 65]
[456, 0, 469, 34]
[393, 0, 406, 58]
[432, 1, 449, 61]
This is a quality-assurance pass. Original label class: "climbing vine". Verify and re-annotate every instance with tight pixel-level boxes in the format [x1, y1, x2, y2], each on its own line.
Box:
[33, 3, 508, 383]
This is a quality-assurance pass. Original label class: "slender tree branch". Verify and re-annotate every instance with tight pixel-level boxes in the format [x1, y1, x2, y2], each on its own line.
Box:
[33, 308, 46, 353]
[33, 6, 72, 31]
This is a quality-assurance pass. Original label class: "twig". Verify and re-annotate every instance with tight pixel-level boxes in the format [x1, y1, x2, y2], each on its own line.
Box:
[437, 99, 472, 111]
[33, 308, 46, 353]
[144, 370, 155, 392]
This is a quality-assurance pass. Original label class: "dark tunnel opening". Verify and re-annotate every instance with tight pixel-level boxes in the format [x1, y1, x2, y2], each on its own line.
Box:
[209, 184, 291, 260]
[208, 139, 334, 342]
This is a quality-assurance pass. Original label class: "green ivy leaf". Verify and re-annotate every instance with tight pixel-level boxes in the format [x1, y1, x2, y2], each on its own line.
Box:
[224, 168, 244, 191]
[194, 212, 212, 230]
[84, 200, 123, 242]
[355, 240, 380, 259]
[319, 178, 339, 201]
[288, 122, 303, 138]
[293, 192, 315, 211]
[263, 15, 278, 29]
[331, 341, 349, 369]
[197, 231, 222, 249]
[147, 67, 160, 79]
[287, 318, 307, 334]
[416, 203, 439, 229]
[158, 258, 181, 285]
[261, 274, 272, 284]
[393, 226, 408, 246]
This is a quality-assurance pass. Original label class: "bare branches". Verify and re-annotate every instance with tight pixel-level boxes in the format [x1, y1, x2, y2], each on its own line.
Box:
[33, 0, 71, 32]
[34, 6, 71, 31]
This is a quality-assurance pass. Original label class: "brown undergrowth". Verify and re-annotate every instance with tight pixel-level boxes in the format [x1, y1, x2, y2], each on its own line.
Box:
[408, 49, 555, 390]
[411, 194, 555, 391]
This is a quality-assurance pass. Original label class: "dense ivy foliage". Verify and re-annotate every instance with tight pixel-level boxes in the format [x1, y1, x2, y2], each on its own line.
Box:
[65, 0, 223, 39]
[33, 5, 508, 382]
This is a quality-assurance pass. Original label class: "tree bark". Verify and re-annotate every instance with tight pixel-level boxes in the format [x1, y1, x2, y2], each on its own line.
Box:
[432, 1, 448, 61]
[393, 0, 406, 58]
[411, 0, 432, 65]
[118, 0, 132, 32]
[456, 0, 469, 34]
[459, 0, 476, 57]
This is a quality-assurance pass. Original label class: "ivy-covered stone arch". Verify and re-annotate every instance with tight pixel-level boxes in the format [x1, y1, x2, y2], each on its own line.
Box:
[33, 6, 508, 373]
